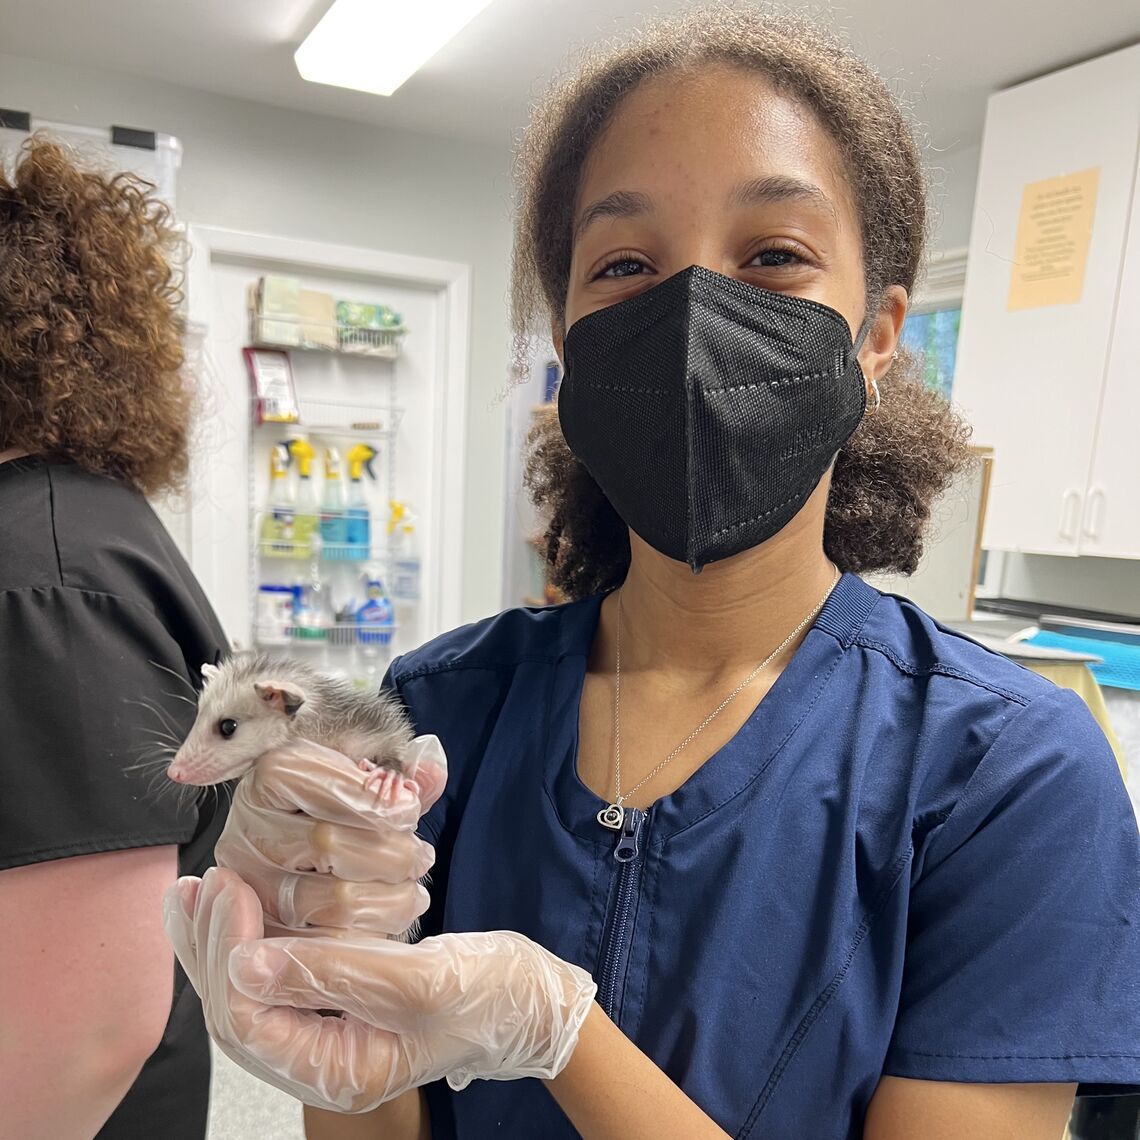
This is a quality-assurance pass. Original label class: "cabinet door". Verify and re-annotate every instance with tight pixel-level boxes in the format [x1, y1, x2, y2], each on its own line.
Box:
[952, 45, 1140, 556]
[1082, 137, 1140, 559]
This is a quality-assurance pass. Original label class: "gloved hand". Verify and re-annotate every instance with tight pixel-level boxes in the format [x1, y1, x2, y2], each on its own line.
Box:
[163, 868, 598, 1113]
[213, 735, 446, 937]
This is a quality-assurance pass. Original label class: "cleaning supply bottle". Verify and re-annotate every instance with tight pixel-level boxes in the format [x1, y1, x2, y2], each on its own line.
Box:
[260, 443, 295, 557]
[321, 446, 347, 559]
[287, 437, 319, 557]
[355, 569, 395, 648]
[388, 499, 421, 602]
[290, 538, 332, 642]
[345, 444, 378, 561]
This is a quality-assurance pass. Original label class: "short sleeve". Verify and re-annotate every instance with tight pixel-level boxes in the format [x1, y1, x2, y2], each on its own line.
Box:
[884, 687, 1140, 1088]
[0, 586, 207, 869]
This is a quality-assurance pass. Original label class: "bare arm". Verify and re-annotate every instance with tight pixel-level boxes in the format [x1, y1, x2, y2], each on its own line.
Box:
[865, 1076, 1075, 1140]
[303, 1091, 429, 1140]
[546, 1004, 731, 1139]
[0, 846, 180, 1140]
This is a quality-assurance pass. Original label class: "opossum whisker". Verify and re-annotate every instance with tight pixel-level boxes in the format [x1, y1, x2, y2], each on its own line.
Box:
[122, 755, 176, 774]
[148, 659, 198, 696]
[141, 772, 196, 809]
[131, 728, 181, 747]
[141, 769, 168, 802]
[162, 689, 199, 709]
[124, 696, 184, 739]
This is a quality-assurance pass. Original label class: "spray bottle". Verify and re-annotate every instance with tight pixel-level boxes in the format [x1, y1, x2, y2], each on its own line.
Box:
[355, 567, 395, 648]
[291, 535, 333, 641]
[321, 446, 347, 558]
[260, 443, 294, 557]
[287, 437, 318, 557]
[387, 499, 421, 602]
[345, 443, 378, 561]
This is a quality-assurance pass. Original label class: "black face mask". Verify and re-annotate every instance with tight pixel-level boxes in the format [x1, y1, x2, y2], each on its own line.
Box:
[558, 265, 870, 572]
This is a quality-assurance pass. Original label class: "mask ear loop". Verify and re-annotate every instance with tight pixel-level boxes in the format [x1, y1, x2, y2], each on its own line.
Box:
[851, 319, 881, 416]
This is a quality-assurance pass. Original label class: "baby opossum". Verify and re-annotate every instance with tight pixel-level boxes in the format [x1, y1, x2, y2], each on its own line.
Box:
[167, 653, 421, 962]
[167, 651, 413, 790]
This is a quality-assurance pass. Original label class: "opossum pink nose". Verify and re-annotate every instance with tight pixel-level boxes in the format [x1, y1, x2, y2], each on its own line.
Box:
[167, 764, 189, 783]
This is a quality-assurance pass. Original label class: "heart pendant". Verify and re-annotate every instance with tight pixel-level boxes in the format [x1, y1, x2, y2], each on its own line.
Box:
[597, 804, 624, 831]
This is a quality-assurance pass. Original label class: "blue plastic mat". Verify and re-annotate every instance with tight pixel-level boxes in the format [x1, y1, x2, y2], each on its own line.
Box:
[1026, 631, 1140, 692]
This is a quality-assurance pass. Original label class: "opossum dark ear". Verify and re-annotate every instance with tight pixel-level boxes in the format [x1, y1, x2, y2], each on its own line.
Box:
[214, 649, 225, 667]
[254, 680, 305, 717]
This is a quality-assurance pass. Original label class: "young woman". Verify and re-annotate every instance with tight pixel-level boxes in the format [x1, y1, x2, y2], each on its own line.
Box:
[0, 138, 228, 1137]
[166, 9, 1140, 1139]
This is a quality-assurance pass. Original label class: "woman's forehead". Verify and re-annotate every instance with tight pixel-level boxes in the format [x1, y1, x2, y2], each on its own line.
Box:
[575, 65, 852, 221]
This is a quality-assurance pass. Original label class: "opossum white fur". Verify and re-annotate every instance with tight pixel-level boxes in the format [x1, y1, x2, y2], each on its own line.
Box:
[167, 651, 412, 787]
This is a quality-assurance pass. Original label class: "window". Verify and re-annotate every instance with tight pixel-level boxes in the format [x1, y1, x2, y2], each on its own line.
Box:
[899, 248, 968, 402]
[899, 306, 962, 401]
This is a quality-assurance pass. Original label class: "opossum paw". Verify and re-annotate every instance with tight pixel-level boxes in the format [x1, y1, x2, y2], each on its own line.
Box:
[362, 765, 400, 806]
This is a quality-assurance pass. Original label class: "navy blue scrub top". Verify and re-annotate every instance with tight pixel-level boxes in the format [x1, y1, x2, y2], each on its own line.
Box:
[385, 574, 1140, 1139]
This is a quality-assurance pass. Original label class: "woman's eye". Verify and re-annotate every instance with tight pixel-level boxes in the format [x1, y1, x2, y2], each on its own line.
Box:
[598, 257, 647, 279]
[751, 246, 804, 269]
[218, 718, 238, 739]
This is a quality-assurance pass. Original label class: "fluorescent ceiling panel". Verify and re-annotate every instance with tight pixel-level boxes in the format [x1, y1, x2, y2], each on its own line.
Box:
[295, 0, 496, 97]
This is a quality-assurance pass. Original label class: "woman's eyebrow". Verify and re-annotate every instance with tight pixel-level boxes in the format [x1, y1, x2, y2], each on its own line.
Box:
[574, 190, 655, 241]
[732, 175, 837, 219]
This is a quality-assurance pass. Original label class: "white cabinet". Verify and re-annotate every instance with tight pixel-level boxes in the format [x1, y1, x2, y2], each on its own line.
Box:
[952, 44, 1140, 558]
[1084, 148, 1140, 559]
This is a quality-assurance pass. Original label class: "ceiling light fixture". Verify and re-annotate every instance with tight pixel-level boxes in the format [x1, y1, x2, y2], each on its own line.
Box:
[295, 0, 496, 98]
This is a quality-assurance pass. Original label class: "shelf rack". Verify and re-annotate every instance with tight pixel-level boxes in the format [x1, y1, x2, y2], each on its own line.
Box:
[246, 314, 407, 659]
[250, 313, 406, 359]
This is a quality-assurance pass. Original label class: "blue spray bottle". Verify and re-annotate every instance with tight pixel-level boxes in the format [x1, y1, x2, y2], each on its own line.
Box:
[345, 443, 378, 560]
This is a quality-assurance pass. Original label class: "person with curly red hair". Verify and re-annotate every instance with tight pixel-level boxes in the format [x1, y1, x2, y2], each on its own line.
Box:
[0, 137, 228, 1139]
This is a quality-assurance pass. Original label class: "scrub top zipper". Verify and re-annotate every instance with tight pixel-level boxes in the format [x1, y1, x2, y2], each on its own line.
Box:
[597, 806, 649, 1019]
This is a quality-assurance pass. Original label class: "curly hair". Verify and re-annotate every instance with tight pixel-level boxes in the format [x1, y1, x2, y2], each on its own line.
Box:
[0, 135, 190, 497]
[516, 5, 974, 599]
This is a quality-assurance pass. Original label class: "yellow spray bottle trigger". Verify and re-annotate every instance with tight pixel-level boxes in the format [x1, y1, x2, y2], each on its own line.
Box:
[348, 443, 378, 482]
[387, 499, 417, 537]
[287, 437, 315, 478]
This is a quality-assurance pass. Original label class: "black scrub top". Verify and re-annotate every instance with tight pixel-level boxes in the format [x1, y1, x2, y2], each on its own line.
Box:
[0, 457, 229, 1139]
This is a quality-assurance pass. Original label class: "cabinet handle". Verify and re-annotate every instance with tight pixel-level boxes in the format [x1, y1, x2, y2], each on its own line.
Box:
[1058, 490, 1081, 540]
[1082, 488, 1106, 540]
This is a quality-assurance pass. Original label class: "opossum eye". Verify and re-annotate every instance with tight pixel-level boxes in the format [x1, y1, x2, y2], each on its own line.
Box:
[218, 718, 238, 739]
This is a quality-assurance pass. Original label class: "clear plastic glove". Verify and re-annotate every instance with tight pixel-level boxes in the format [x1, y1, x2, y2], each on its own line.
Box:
[162, 868, 598, 1113]
[214, 735, 447, 937]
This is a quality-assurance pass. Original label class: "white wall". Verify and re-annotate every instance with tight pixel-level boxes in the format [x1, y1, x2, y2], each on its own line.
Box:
[0, 50, 514, 625]
[929, 141, 982, 255]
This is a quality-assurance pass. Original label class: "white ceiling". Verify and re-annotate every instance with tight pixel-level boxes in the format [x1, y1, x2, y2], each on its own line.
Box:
[1, 0, 1137, 154]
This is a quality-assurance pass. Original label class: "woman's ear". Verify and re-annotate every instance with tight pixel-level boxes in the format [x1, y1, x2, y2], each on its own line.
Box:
[858, 285, 908, 385]
[551, 321, 566, 368]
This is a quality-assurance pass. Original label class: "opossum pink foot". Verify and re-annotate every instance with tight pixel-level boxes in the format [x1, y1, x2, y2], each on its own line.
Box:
[362, 766, 400, 806]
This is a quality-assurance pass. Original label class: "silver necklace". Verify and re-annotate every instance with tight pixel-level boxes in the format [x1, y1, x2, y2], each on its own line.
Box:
[596, 566, 841, 831]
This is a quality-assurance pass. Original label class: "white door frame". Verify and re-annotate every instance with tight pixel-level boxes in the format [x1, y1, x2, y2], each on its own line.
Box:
[185, 225, 471, 641]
